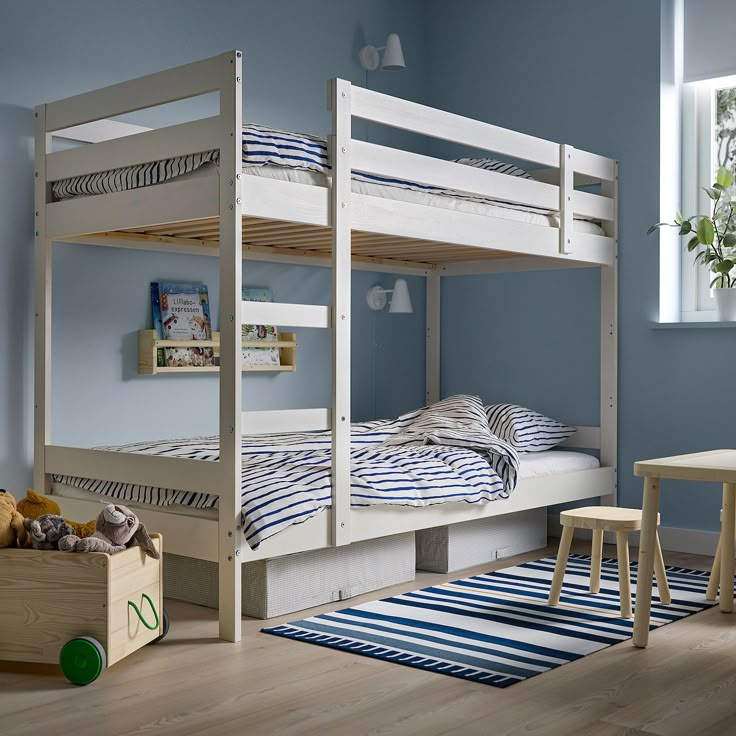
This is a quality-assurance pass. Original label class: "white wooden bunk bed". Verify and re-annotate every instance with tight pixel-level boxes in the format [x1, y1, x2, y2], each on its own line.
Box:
[34, 51, 618, 642]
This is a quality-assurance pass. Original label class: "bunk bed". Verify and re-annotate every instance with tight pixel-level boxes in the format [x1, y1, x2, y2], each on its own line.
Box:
[34, 51, 618, 642]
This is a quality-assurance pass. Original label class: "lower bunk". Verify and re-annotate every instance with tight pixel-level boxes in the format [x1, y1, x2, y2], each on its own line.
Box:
[50, 451, 608, 620]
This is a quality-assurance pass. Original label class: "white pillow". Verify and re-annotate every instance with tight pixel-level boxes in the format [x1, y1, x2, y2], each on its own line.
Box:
[485, 404, 575, 452]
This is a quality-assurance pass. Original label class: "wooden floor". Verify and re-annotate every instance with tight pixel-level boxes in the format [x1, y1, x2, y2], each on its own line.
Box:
[2, 540, 736, 736]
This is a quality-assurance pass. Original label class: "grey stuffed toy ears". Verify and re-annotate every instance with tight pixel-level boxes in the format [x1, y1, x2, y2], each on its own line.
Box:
[132, 523, 159, 560]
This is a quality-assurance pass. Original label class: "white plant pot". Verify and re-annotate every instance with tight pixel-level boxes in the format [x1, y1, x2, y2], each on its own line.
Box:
[714, 287, 736, 321]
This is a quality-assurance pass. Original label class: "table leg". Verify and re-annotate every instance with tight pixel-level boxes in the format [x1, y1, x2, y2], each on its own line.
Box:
[549, 526, 574, 607]
[720, 483, 736, 613]
[633, 476, 660, 648]
[617, 531, 632, 619]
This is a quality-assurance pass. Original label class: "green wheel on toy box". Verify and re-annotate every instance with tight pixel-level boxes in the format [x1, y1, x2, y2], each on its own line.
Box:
[59, 636, 107, 686]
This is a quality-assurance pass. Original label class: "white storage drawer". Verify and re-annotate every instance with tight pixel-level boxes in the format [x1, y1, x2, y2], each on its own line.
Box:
[415, 509, 547, 573]
[163, 532, 415, 619]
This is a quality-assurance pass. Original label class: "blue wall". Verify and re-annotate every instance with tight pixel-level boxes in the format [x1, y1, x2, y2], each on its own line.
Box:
[0, 0, 429, 490]
[427, 0, 735, 534]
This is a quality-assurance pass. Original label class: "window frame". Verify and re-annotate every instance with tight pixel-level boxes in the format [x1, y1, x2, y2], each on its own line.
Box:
[681, 74, 736, 321]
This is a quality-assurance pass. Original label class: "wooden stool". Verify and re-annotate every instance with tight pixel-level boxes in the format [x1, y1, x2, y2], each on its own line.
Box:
[707, 509, 734, 601]
[548, 506, 671, 618]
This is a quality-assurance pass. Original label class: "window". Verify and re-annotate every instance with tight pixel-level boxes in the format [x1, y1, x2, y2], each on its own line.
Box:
[681, 75, 736, 319]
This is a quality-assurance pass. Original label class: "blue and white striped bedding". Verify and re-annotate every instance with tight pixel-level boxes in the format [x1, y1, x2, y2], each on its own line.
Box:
[51, 124, 573, 221]
[52, 396, 519, 550]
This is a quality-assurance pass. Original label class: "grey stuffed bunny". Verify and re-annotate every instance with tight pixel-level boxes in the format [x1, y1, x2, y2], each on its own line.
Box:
[58, 504, 159, 559]
[24, 514, 75, 550]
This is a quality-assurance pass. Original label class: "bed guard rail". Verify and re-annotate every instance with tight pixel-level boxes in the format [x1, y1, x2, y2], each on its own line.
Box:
[333, 81, 617, 259]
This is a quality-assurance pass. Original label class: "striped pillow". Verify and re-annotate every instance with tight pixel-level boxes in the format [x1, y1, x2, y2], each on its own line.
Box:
[485, 404, 575, 452]
[242, 124, 329, 173]
[453, 158, 535, 180]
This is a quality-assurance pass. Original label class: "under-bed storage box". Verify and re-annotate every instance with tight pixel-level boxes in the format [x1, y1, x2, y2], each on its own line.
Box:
[164, 532, 415, 619]
[415, 509, 547, 573]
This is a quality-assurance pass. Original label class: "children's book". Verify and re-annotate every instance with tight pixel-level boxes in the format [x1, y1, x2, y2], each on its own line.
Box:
[242, 287, 280, 366]
[151, 281, 215, 367]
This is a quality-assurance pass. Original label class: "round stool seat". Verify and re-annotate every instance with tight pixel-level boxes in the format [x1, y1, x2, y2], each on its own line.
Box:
[560, 506, 661, 532]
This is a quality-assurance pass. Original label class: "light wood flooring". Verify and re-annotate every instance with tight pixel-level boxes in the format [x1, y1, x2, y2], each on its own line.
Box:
[2, 540, 736, 736]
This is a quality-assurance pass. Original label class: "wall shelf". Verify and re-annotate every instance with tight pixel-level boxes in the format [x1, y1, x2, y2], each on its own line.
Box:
[138, 330, 297, 374]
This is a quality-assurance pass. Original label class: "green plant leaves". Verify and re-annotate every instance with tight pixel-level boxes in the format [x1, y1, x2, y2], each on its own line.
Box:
[679, 220, 692, 235]
[714, 259, 734, 274]
[717, 166, 734, 189]
[705, 187, 722, 201]
[697, 217, 715, 245]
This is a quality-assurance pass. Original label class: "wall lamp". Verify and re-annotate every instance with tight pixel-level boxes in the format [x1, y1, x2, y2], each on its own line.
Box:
[359, 33, 406, 72]
[366, 278, 413, 313]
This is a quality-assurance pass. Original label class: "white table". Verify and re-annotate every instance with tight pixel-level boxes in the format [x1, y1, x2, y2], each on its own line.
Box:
[633, 450, 736, 648]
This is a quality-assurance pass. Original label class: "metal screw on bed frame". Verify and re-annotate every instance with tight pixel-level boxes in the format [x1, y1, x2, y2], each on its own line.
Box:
[35, 211, 39, 216]
[236, 52, 242, 58]
[236, 525, 241, 531]
[341, 522, 345, 528]
[35, 231, 38, 236]
[228, 179, 233, 186]
[236, 549, 241, 557]
[341, 147, 346, 153]
[236, 174, 241, 180]
[341, 202, 346, 208]
[228, 531, 232, 537]
[341, 314, 346, 320]
[229, 426, 234, 433]
[341, 416, 345, 421]
[35, 112, 38, 117]
[236, 77, 241, 83]
[228, 203, 233, 210]
[228, 555, 233, 561]
[35, 172, 38, 177]
[236, 198, 241, 204]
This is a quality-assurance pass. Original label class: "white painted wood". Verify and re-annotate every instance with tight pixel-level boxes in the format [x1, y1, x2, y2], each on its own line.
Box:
[570, 147, 617, 182]
[47, 116, 221, 181]
[633, 476, 660, 648]
[51, 120, 151, 144]
[45, 445, 222, 493]
[241, 408, 331, 434]
[34, 105, 52, 494]
[352, 140, 559, 210]
[559, 425, 601, 449]
[440, 256, 599, 276]
[241, 175, 329, 227]
[559, 144, 574, 255]
[351, 192, 615, 266]
[217, 50, 243, 643]
[241, 301, 331, 329]
[329, 78, 352, 547]
[600, 163, 618, 505]
[527, 167, 601, 187]
[351, 85, 561, 167]
[45, 52, 230, 132]
[52, 495, 219, 562]
[573, 190, 615, 222]
[47, 176, 219, 239]
[425, 271, 440, 404]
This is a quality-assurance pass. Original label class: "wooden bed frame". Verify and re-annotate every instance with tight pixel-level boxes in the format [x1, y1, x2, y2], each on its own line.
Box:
[34, 51, 618, 642]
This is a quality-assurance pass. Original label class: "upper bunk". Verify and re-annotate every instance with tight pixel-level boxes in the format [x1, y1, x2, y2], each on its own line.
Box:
[35, 51, 617, 275]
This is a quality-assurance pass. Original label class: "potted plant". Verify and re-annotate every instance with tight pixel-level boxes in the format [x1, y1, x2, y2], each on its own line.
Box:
[649, 166, 736, 320]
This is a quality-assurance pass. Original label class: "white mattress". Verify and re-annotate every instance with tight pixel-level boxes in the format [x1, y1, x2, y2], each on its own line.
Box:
[244, 165, 605, 235]
[51, 449, 600, 520]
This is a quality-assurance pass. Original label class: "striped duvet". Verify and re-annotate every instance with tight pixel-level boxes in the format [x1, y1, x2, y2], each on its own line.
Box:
[53, 397, 519, 550]
[51, 124, 571, 221]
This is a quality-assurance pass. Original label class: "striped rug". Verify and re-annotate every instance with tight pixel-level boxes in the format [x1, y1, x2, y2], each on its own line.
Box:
[262, 553, 721, 688]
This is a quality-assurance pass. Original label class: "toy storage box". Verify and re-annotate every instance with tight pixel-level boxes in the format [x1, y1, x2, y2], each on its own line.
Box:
[0, 534, 163, 672]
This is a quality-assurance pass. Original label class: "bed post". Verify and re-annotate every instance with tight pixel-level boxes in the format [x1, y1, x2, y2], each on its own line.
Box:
[217, 50, 243, 642]
[34, 105, 52, 495]
[559, 144, 574, 255]
[328, 78, 352, 547]
[600, 161, 618, 505]
[426, 270, 440, 404]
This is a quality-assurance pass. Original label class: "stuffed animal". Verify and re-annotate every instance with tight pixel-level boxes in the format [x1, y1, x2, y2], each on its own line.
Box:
[23, 514, 75, 550]
[59, 504, 159, 559]
[0, 489, 28, 548]
[17, 489, 96, 539]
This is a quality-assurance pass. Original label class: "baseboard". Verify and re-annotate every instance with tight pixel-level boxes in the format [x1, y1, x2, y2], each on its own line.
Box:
[547, 514, 719, 557]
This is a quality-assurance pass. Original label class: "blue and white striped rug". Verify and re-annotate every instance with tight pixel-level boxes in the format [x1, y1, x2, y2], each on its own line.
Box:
[262, 553, 721, 688]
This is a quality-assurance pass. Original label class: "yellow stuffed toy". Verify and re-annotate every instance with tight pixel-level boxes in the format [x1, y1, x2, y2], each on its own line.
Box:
[0, 489, 28, 548]
[17, 489, 96, 539]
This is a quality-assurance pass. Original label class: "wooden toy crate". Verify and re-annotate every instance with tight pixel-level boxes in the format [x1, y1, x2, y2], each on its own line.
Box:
[0, 534, 165, 684]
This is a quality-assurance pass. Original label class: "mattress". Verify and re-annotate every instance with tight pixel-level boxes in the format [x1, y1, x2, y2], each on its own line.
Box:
[51, 124, 604, 236]
[51, 449, 599, 521]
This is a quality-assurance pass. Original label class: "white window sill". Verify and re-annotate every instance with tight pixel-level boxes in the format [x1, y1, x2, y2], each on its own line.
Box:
[651, 320, 736, 329]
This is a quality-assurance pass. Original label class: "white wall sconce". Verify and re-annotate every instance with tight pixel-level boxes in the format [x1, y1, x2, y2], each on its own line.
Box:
[366, 278, 413, 313]
[359, 33, 406, 72]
